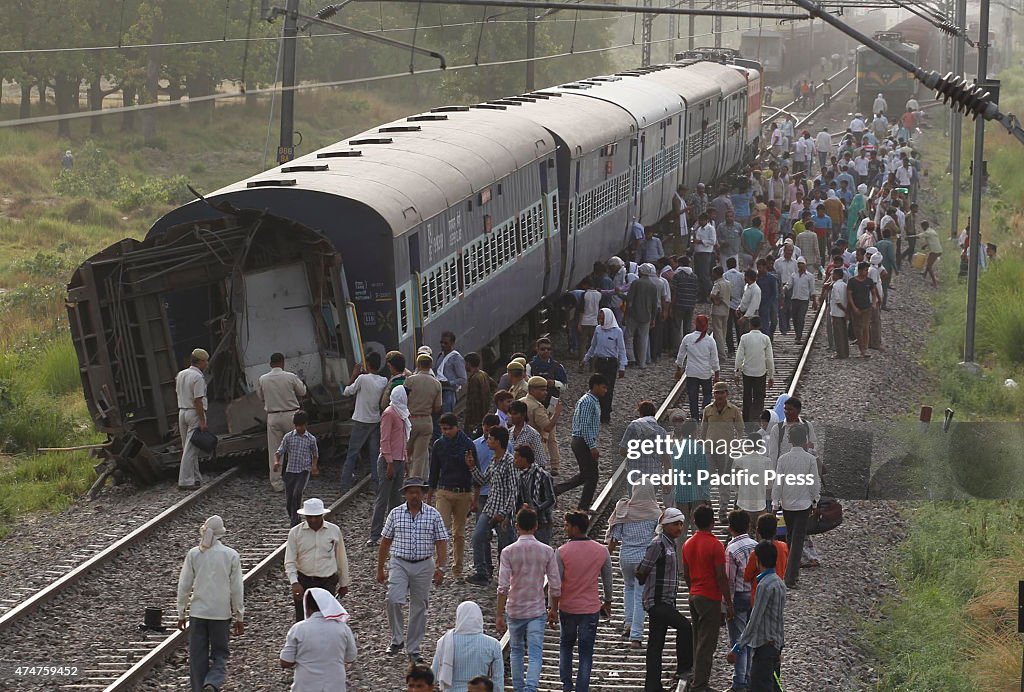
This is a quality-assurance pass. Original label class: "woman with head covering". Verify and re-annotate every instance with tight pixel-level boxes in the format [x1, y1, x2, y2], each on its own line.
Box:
[431, 601, 504, 691]
[847, 184, 868, 246]
[280, 588, 358, 691]
[868, 253, 885, 350]
[674, 314, 720, 421]
[176, 516, 244, 692]
[369, 385, 412, 546]
[606, 484, 662, 647]
[582, 308, 628, 424]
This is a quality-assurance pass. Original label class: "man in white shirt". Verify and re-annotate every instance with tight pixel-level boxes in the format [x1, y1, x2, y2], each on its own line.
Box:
[674, 314, 720, 420]
[734, 316, 775, 425]
[177, 515, 244, 692]
[341, 351, 388, 492]
[732, 433, 773, 524]
[673, 185, 689, 253]
[723, 258, 746, 354]
[785, 258, 817, 343]
[693, 212, 717, 302]
[826, 268, 849, 359]
[773, 244, 799, 336]
[579, 277, 602, 351]
[792, 136, 807, 174]
[285, 498, 352, 622]
[814, 127, 832, 172]
[736, 270, 761, 338]
[175, 348, 209, 490]
[771, 424, 820, 587]
[258, 352, 308, 492]
[849, 114, 866, 143]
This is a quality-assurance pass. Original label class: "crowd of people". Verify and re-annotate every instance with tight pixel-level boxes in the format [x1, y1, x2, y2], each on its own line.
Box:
[167, 89, 940, 692]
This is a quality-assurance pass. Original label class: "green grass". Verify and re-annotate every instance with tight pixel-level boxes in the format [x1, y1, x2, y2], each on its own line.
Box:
[866, 502, 1024, 692]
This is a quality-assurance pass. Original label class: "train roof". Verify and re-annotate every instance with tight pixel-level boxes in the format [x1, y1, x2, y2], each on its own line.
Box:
[203, 108, 555, 237]
[490, 91, 636, 155]
[741, 29, 784, 39]
[678, 61, 749, 91]
[539, 76, 683, 128]
[635, 63, 729, 104]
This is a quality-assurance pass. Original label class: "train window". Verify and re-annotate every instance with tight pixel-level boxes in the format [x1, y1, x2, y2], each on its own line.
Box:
[419, 256, 460, 322]
[399, 288, 410, 336]
[567, 199, 576, 235]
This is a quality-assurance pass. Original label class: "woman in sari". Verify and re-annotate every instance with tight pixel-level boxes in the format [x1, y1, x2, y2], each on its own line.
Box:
[847, 184, 868, 246]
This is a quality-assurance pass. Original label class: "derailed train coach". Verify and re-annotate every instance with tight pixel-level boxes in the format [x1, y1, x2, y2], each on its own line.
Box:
[66, 58, 761, 483]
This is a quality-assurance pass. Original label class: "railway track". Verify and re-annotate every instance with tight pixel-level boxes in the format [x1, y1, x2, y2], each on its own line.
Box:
[0, 465, 371, 692]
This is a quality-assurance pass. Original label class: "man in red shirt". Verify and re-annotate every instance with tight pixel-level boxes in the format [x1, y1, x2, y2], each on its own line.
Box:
[682, 504, 734, 692]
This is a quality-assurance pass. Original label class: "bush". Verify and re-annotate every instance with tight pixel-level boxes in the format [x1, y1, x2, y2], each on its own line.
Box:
[114, 174, 190, 212]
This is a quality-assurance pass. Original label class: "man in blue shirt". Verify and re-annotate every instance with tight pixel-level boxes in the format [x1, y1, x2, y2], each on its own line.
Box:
[427, 413, 478, 581]
[556, 374, 607, 510]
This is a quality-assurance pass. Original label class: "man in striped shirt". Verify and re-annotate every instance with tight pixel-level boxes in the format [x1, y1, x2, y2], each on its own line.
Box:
[725, 510, 758, 692]
[467, 426, 520, 586]
[729, 541, 785, 691]
[496, 507, 561, 692]
[273, 412, 319, 527]
[556, 374, 607, 510]
[636, 507, 693, 691]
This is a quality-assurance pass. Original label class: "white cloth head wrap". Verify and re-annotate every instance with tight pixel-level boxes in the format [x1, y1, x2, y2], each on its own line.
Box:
[435, 601, 486, 690]
[199, 515, 226, 551]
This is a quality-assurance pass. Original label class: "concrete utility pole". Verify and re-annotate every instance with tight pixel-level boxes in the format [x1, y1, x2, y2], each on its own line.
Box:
[714, 10, 722, 47]
[963, 0, 991, 369]
[526, 10, 537, 90]
[688, 0, 695, 50]
[641, 0, 654, 66]
[949, 0, 966, 239]
[278, 0, 300, 164]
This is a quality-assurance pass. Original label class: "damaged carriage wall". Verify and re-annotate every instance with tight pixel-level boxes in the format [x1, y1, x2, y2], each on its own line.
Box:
[149, 189, 398, 360]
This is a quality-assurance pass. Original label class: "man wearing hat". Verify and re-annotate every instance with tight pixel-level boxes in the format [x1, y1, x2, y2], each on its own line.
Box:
[700, 382, 745, 523]
[285, 498, 352, 623]
[176, 515, 244, 692]
[636, 508, 693, 691]
[506, 360, 528, 400]
[405, 354, 442, 478]
[175, 348, 210, 489]
[522, 375, 563, 476]
[378, 477, 451, 664]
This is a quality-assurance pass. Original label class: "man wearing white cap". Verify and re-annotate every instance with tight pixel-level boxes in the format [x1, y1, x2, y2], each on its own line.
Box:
[285, 498, 351, 623]
[280, 588, 358, 692]
[636, 507, 693, 691]
[175, 348, 210, 489]
[176, 515, 244, 692]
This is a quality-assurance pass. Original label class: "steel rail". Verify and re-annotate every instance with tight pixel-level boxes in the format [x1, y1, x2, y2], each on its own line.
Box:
[102, 473, 373, 691]
[0, 466, 241, 633]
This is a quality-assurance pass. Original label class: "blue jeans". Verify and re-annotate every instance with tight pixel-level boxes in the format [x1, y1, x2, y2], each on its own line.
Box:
[559, 611, 599, 692]
[342, 421, 380, 488]
[188, 617, 230, 692]
[508, 614, 546, 692]
[442, 388, 457, 414]
[472, 513, 499, 578]
[727, 592, 753, 689]
[759, 301, 778, 341]
[620, 561, 645, 641]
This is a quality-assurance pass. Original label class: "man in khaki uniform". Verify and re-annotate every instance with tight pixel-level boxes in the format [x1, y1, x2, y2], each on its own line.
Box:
[258, 352, 307, 492]
[175, 348, 210, 489]
[709, 267, 732, 363]
[506, 361, 528, 400]
[404, 353, 442, 478]
[700, 381, 745, 523]
[520, 376, 563, 476]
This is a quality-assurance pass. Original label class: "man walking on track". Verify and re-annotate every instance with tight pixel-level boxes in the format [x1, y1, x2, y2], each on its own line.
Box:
[378, 477, 450, 664]
[176, 515, 244, 692]
[556, 374, 606, 510]
[729, 541, 786, 692]
[285, 498, 351, 623]
[734, 317, 775, 425]
[175, 348, 209, 489]
[556, 510, 614, 692]
[636, 507, 694, 692]
[258, 352, 306, 492]
[683, 505, 734, 692]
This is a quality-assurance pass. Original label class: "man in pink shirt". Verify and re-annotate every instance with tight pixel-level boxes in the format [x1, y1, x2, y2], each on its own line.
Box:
[556, 510, 614, 692]
[496, 507, 561, 692]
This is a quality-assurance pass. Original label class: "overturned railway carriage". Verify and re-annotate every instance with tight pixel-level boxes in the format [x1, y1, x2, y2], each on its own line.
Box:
[67, 58, 760, 481]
